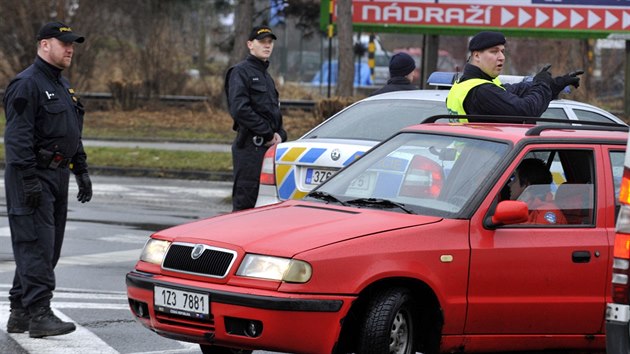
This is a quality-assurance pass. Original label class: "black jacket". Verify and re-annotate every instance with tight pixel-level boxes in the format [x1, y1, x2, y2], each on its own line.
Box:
[460, 64, 552, 117]
[225, 55, 287, 144]
[370, 77, 418, 96]
[3, 56, 88, 175]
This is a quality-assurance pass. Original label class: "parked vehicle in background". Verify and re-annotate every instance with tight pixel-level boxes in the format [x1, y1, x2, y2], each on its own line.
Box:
[606, 135, 630, 353]
[256, 87, 626, 207]
[127, 116, 627, 353]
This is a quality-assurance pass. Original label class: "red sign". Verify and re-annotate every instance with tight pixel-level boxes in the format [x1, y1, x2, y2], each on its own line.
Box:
[342, 2, 630, 32]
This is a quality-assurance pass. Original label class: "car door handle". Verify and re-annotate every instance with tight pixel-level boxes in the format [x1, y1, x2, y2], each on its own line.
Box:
[572, 251, 591, 263]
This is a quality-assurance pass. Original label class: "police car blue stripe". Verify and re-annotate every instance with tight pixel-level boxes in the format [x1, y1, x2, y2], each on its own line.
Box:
[278, 169, 298, 200]
[275, 147, 289, 161]
[299, 148, 326, 163]
[342, 151, 365, 166]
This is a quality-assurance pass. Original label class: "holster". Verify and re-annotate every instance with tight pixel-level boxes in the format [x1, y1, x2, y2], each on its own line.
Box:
[36, 149, 70, 169]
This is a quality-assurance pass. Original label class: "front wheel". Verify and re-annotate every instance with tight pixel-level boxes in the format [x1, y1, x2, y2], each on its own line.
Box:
[358, 287, 417, 354]
[200, 344, 252, 354]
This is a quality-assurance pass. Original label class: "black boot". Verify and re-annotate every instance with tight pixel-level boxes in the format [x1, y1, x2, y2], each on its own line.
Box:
[28, 307, 76, 338]
[7, 307, 30, 333]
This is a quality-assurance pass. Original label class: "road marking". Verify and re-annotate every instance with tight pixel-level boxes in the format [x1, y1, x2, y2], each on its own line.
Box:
[0, 303, 119, 354]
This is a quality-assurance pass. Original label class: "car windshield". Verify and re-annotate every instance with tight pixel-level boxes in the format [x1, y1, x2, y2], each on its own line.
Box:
[304, 98, 448, 141]
[312, 132, 509, 217]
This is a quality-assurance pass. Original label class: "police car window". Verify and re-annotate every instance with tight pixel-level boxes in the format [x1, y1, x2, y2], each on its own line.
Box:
[540, 108, 569, 120]
[304, 99, 448, 141]
[573, 109, 617, 124]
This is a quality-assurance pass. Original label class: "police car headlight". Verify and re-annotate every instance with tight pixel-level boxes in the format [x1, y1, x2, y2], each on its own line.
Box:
[139, 239, 171, 265]
[236, 254, 312, 283]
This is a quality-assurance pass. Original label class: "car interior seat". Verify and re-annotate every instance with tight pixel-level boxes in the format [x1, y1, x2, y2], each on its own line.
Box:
[554, 183, 594, 225]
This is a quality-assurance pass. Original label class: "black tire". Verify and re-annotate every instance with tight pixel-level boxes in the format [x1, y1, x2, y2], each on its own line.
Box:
[358, 287, 417, 354]
[199, 344, 252, 354]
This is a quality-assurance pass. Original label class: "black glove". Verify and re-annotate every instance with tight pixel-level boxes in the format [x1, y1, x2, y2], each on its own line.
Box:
[76, 173, 92, 203]
[551, 70, 584, 99]
[22, 173, 42, 208]
[533, 64, 553, 88]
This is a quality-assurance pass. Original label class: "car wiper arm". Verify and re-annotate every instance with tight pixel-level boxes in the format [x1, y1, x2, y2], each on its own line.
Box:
[346, 198, 415, 214]
[307, 191, 348, 206]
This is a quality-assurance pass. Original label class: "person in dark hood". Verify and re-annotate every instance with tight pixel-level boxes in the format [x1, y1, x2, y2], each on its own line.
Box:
[370, 52, 418, 96]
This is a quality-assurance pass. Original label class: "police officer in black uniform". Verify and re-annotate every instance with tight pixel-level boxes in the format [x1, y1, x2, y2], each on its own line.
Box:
[370, 52, 418, 96]
[225, 25, 287, 211]
[3, 21, 92, 338]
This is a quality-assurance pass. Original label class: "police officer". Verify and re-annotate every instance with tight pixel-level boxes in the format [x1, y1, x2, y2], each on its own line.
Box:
[225, 25, 287, 211]
[3, 21, 92, 338]
[446, 31, 583, 119]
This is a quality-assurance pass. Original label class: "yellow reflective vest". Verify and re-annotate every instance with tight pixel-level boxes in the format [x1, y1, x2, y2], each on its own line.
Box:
[446, 77, 505, 122]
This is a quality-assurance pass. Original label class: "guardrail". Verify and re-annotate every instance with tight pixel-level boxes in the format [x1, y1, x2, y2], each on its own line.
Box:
[0, 90, 316, 111]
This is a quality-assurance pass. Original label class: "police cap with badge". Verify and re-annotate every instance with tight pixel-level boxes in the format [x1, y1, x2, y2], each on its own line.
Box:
[37, 21, 85, 43]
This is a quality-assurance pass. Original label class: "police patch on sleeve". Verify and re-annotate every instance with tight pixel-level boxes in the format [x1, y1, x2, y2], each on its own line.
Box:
[544, 211, 557, 224]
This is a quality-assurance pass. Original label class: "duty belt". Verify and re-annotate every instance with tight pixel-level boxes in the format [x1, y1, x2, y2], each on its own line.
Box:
[36, 149, 71, 169]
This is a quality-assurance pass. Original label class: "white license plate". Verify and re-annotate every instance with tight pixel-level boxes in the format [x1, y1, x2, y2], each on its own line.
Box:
[154, 286, 210, 319]
[305, 168, 336, 185]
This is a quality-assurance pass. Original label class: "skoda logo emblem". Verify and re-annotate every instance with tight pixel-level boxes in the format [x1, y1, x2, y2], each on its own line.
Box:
[331, 149, 341, 161]
[191, 244, 205, 260]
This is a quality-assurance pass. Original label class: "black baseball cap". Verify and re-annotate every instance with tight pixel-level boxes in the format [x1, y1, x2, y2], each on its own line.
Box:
[37, 21, 85, 43]
[249, 26, 277, 41]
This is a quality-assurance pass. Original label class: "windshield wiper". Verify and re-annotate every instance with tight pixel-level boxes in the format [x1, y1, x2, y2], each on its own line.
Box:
[307, 191, 348, 206]
[345, 198, 415, 214]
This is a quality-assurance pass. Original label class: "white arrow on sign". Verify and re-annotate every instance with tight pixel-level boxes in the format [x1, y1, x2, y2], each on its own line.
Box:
[571, 9, 584, 27]
[624, 11, 630, 29]
[536, 8, 549, 26]
[501, 7, 515, 25]
[605, 11, 619, 29]
[588, 10, 601, 28]
[553, 9, 567, 27]
[519, 8, 532, 26]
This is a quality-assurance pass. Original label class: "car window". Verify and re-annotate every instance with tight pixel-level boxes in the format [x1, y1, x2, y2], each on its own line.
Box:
[315, 132, 509, 217]
[304, 99, 448, 141]
[541, 107, 569, 120]
[610, 150, 625, 221]
[573, 109, 617, 123]
[499, 149, 595, 226]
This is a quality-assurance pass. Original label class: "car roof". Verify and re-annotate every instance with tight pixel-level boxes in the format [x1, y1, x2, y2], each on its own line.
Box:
[400, 119, 628, 145]
[354, 89, 626, 125]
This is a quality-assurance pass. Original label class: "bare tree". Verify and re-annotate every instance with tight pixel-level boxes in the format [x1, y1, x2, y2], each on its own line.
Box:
[227, 0, 255, 69]
[336, 0, 353, 96]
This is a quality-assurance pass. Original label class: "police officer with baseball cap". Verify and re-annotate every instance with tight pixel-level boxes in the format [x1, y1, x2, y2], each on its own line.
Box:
[225, 25, 287, 211]
[446, 30, 583, 120]
[3, 21, 91, 337]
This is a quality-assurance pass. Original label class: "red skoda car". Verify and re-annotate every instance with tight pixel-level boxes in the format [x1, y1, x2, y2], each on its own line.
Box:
[127, 116, 627, 354]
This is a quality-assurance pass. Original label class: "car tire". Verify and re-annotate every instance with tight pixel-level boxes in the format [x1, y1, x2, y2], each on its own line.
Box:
[199, 345, 252, 354]
[358, 287, 417, 354]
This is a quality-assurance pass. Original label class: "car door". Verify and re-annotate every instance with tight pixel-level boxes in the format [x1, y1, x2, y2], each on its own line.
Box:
[466, 145, 610, 335]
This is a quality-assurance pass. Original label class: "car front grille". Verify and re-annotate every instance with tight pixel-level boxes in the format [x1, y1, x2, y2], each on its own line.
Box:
[162, 243, 237, 278]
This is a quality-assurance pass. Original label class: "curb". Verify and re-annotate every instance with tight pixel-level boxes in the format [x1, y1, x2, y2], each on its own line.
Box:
[89, 166, 233, 181]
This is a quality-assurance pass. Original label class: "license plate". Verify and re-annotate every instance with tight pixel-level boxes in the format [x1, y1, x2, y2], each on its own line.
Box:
[305, 168, 336, 185]
[154, 286, 210, 319]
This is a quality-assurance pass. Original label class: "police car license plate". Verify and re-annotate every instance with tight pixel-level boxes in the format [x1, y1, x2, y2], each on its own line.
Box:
[305, 168, 335, 185]
[154, 286, 209, 318]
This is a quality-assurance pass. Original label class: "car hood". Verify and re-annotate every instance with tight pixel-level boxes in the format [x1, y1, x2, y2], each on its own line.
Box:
[156, 200, 442, 257]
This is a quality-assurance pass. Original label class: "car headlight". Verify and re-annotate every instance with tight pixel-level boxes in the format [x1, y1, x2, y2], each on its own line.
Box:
[236, 254, 312, 283]
[139, 239, 171, 265]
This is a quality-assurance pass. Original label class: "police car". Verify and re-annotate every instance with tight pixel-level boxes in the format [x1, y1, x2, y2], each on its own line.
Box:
[256, 77, 626, 207]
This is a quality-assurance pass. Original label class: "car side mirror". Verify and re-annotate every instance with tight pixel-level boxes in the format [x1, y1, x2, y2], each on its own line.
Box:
[485, 200, 529, 229]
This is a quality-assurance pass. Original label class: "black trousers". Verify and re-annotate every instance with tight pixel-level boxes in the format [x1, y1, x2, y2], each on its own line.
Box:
[5, 165, 70, 310]
[231, 139, 267, 212]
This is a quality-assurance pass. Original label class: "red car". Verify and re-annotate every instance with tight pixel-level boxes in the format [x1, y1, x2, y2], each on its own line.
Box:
[127, 116, 627, 354]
